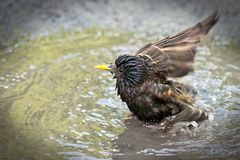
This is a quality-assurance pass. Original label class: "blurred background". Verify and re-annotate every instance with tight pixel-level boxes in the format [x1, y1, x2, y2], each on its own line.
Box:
[0, 0, 239, 160]
[1, 0, 240, 44]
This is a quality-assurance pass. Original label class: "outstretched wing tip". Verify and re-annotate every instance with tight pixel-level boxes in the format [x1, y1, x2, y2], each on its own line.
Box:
[201, 9, 220, 34]
[136, 10, 219, 78]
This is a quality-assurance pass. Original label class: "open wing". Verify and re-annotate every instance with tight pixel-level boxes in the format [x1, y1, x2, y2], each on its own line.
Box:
[136, 10, 219, 77]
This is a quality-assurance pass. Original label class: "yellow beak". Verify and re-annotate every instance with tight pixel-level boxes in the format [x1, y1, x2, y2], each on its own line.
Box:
[94, 64, 110, 70]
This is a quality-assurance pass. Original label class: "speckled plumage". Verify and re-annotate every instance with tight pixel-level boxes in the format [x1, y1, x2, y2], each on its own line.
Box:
[97, 11, 219, 124]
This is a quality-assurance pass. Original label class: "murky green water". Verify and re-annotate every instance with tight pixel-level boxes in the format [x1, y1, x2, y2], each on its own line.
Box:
[0, 28, 239, 160]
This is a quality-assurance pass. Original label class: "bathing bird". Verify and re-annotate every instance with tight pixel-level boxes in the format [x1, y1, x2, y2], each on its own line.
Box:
[95, 11, 219, 125]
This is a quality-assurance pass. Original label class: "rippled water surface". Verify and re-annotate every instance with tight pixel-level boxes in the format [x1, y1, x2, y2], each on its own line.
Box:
[0, 29, 239, 160]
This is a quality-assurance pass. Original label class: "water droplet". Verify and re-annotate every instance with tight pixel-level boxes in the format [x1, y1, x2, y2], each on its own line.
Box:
[29, 64, 36, 70]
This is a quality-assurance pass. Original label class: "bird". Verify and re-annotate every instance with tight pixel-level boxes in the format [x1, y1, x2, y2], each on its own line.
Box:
[95, 11, 219, 125]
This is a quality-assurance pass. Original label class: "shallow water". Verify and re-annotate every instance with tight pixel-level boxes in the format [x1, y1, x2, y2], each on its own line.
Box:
[0, 28, 239, 160]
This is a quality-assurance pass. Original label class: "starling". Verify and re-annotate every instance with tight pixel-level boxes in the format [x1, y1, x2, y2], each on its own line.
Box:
[95, 11, 219, 125]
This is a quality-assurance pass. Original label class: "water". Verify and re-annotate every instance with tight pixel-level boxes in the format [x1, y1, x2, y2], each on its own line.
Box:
[0, 28, 239, 160]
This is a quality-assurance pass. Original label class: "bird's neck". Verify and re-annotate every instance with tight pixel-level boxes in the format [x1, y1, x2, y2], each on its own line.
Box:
[116, 70, 169, 103]
[117, 84, 139, 104]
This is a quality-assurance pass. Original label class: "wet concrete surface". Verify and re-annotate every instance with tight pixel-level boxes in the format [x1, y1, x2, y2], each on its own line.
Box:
[0, 0, 240, 45]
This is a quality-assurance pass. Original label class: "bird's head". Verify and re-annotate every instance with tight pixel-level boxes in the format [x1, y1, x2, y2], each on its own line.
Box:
[95, 54, 148, 91]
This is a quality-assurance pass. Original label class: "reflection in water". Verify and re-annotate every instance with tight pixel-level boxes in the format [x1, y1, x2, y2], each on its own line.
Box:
[0, 28, 239, 160]
[113, 112, 239, 160]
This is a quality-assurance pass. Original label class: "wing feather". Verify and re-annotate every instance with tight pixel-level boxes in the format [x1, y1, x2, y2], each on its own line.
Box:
[136, 10, 219, 77]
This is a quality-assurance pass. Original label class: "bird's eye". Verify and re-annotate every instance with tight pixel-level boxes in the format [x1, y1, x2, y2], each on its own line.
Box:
[119, 68, 124, 72]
